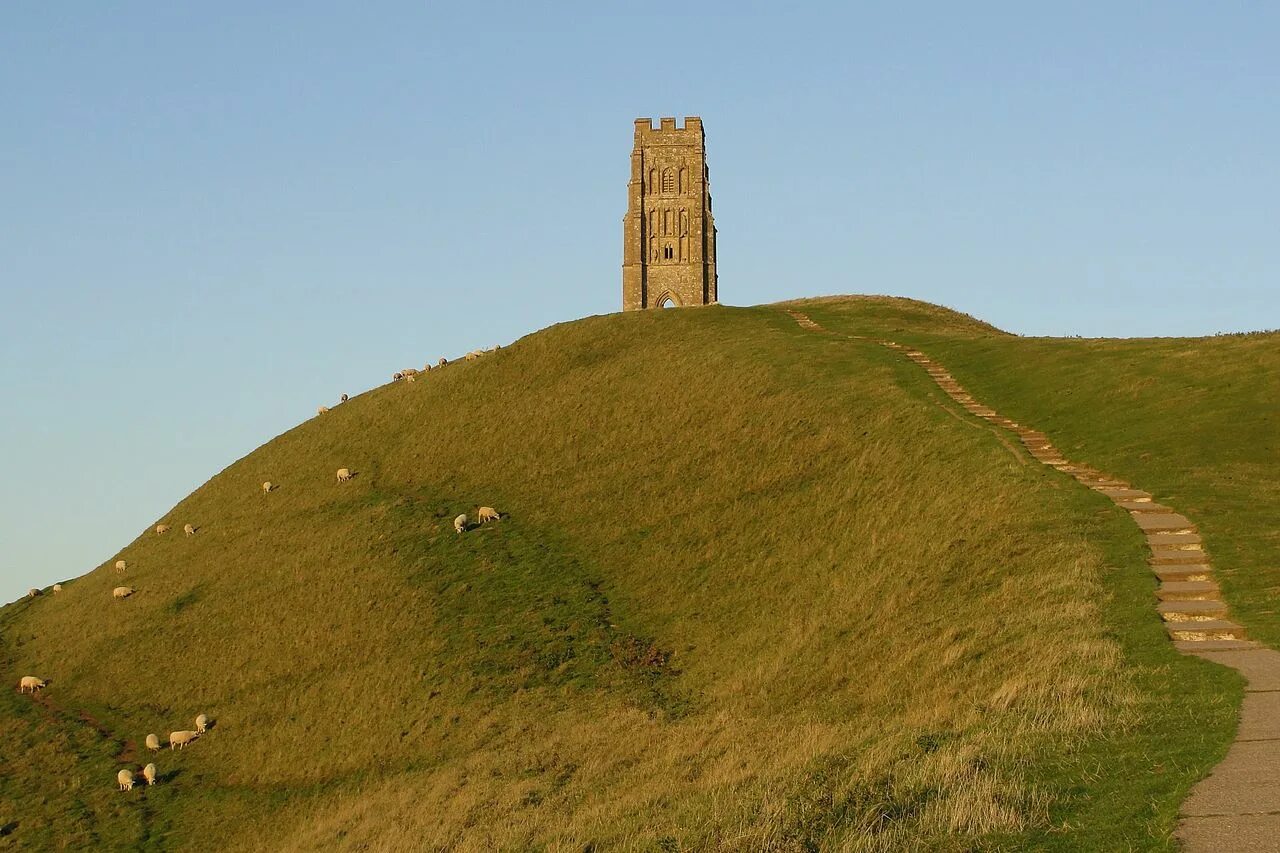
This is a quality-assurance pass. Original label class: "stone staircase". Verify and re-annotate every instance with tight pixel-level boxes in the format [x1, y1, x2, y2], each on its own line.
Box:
[785, 308, 1280, 850]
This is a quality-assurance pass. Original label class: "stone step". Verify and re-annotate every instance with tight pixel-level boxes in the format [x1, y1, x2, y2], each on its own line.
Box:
[1165, 619, 1248, 642]
[1147, 532, 1202, 547]
[1174, 639, 1262, 653]
[1158, 599, 1230, 621]
[1097, 487, 1153, 500]
[1157, 580, 1222, 601]
[1155, 564, 1214, 583]
[1133, 513, 1194, 532]
[1081, 478, 1130, 489]
[1117, 499, 1160, 511]
[1151, 549, 1211, 565]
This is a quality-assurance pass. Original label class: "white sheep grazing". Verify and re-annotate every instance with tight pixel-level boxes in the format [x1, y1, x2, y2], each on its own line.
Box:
[52, 583, 62, 593]
[454, 514, 468, 534]
[465, 351, 479, 361]
[115, 560, 127, 573]
[392, 372, 403, 382]
[336, 468, 352, 483]
[155, 523, 170, 535]
[262, 481, 273, 494]
[405, 373, 416, 383]
[317, 405, 330, 416]
[438, 357, 448, 367]
[117, 768, 135, 791]
[113, 586, 134, 600]
[145, 733, 160, 751]
[477, 506, 500, 524]
[340, 393, 349, 403]
[28, 587, 39, 598]
[18, 676, 47, 693]
[402, 367, 419, 377]
[169, 730, 199, 750]
[183, 524, 195, 536]
[143, 763, 157, 786]
[195, 714, 208, 733]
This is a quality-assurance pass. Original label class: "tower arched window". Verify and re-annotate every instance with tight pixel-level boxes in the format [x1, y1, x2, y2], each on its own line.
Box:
[663, 245, 674, 260]
[661, 169, 675, 194]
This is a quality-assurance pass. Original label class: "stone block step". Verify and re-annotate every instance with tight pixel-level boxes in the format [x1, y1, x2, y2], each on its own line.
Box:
[1157, 580, 1221, 601]
[1154, 565, 1213, 582]
[1147, 531, 1202, 546]
[1158, 599, 1229, 621]
[1165, 619, 1247, 641]
[1175, 639, 1262, 653]
[1151, 549, 1211, 565]
[1131, 513, 1190, 531]
[1097, 487, 1153, 500]
[1081, 479, 1130, 489]
[1118, 499, 1163, 511]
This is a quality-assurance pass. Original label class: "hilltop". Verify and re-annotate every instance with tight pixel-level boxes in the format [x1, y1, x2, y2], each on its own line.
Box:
[3, 298, 1263, 850]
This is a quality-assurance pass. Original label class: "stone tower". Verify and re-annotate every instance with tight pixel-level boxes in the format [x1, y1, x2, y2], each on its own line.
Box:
[622, 117, 717, 311]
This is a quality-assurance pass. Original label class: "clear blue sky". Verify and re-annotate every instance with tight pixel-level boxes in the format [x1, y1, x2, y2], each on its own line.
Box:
[2, 2, 1278, 601]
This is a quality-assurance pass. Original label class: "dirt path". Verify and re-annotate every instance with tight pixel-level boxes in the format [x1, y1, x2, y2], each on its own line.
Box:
[31, 691, 139, 765]
[785, 308, 1280, 851]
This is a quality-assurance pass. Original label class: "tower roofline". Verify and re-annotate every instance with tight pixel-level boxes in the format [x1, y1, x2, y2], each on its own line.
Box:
[634, 116, 703, 135]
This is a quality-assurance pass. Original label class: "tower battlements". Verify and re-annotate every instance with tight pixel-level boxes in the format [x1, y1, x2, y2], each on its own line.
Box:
[621, 118, 717, 311]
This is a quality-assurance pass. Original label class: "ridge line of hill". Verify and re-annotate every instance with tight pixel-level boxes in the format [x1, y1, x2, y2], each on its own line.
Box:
[783, 307, 1280, 852]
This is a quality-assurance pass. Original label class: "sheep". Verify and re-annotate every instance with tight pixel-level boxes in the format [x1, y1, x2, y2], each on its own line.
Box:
[53, 583, 62, 593]
[18, 676, 47, 693]
[143, 763, 157, 786]
[464, 351, 479, 361]
[195, 714, 209, 733]
[340, 393, 349, 403]
[113, 586, 134, 600]
[262, 481, 273, 494]
[392, 372, 403, 382]
[146, 733, 160, 751]
[402, 367, 419, 377]
[156, 524, 170, 535]
[317, 405, 330, 415]
[438, 357, 448, 367]
[27, 588, 39, 598]
[115, 560, 127, 573]
[406, 373, 416, 383]
[117, 768, 135, 791]
[183, 524, 195, 536]
[336, 468, 353, 483]
[454, 514, 468, 534]
[169, 730, 199, 750]
[477, 506, 500, 524]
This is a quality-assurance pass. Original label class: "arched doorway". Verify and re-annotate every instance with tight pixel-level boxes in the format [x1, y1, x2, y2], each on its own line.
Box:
[655, 292, 680, 309]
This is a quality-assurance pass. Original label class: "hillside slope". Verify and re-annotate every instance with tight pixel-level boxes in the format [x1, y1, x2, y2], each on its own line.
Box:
[2, 303, 1237, 850]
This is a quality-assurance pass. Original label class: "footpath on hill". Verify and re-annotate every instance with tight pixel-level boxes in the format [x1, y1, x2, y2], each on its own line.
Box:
[785, 308, 1280, 853]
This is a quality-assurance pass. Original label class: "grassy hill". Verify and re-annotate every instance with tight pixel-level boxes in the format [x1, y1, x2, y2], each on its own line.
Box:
[0, 300, 1248, 850]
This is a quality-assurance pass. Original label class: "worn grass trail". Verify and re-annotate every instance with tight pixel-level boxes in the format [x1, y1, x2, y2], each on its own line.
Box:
[2, 303, 1241, 850]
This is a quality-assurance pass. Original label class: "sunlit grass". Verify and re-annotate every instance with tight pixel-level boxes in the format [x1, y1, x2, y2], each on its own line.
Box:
[2, 302, 1238, 849]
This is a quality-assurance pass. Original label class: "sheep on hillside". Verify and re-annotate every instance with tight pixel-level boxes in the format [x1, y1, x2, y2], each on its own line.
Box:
[156, 524, 170, 535]
[195, 714, 209, 733]
[117, 769, 135, 791]
[115, 560, 127, 573]
[406, 373, 416, 383]
[317, 405, 330, 416]
[477, 506, 501, 524]
[169, 730, 199, 750]
[146, 733, 160, 751]
[18, 676, 47, 693]
[53, 583, 62, 593]
[337, 468, 353, 483]
[393, 372, 403, 382]
[143, 763, 157, 785]
[113, 587, 134, 600]
[454, 514, 468, 534]
[341, 393, 349, 403]
[438, 357, 448, 367]
[184, 524, 196, 536]
[262, 481, 273, 495]
[27, 588, 39, 598]
[465, 351, 479, 361]
[402, 367, 419, 377]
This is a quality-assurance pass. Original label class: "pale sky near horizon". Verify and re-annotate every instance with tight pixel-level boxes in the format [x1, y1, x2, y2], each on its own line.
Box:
[2, 2, 1279, 601]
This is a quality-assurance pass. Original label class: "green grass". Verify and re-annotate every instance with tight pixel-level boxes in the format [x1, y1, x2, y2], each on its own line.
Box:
[1, 301, 1243, 850]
